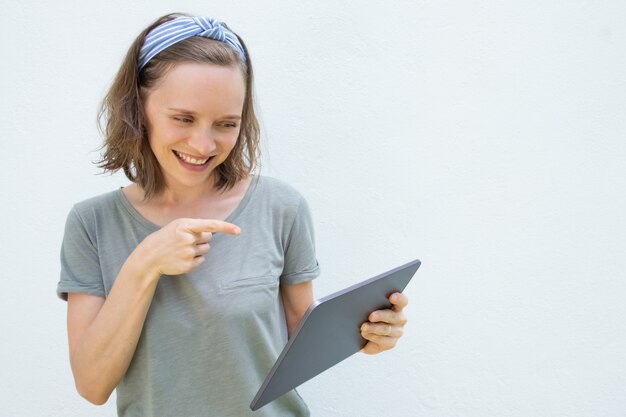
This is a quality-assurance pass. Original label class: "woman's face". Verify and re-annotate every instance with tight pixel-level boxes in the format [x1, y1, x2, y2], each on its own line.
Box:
[143, 63, 246, 190]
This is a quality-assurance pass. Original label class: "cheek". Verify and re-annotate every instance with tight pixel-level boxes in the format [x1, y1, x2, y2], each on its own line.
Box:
[219, 130, 241, 151]
[149, 125, 184, 149]
[146, 134, 162, 156]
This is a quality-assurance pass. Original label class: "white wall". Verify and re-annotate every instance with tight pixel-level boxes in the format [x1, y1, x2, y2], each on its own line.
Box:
[1, 1, 625, 416]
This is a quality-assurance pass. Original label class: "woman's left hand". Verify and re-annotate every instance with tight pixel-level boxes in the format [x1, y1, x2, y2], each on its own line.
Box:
[360, 292, 409, 355]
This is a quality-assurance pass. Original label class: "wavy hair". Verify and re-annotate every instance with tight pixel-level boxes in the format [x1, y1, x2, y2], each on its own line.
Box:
[97, 13, 260, 199]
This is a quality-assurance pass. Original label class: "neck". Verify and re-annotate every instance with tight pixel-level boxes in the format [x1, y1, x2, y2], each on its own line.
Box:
[155, 181, 222, 207]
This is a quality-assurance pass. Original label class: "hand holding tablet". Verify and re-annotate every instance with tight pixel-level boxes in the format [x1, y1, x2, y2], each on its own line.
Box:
[360, 291, 410, 355]
[250, 259, 421, 410]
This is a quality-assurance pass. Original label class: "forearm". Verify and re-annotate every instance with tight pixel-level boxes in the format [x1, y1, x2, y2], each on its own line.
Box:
[70, 249, 160, 404]
[281, 281, 314, 339]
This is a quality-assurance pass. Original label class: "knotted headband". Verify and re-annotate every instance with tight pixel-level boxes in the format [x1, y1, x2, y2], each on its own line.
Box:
[138, 16, 246, 70]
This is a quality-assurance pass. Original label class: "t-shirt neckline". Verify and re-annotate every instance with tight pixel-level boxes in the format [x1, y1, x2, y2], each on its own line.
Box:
[115, 175, 259, 232]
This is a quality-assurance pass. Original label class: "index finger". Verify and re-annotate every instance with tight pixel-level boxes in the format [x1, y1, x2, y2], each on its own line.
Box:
[182, 218, 241, 235]
[389, 292, 408, 311]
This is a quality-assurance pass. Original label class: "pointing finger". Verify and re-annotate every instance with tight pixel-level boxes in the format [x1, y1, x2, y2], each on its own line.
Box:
[193, 232, 212, 244]
[183, 219, 241, 235]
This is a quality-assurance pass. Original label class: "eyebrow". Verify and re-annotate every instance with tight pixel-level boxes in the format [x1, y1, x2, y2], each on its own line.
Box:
[167, 108, 241, 120]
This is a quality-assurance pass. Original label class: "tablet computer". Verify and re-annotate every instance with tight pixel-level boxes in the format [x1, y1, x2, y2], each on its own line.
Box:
[250, 258, 421, 410]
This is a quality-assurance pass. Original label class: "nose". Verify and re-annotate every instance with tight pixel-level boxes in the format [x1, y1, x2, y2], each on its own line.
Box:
[188, 125, 217, 156]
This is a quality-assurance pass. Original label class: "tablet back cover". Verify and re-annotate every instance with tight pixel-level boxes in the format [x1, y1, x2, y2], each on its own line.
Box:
[250, 259, 421, 410]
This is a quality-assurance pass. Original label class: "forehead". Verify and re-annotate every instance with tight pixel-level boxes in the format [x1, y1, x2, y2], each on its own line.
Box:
[146, 63, 246, 112]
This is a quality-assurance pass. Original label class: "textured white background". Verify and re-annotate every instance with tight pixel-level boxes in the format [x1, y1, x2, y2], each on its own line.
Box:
[1, 1, 625, 416]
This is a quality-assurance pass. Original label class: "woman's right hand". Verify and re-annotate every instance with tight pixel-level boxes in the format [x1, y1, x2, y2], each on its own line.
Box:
[67, 217, 240, 404]
[139, 218, 241, 276]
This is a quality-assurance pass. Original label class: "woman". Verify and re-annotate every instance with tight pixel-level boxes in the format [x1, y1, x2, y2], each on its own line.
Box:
[57, 13, 409, 416]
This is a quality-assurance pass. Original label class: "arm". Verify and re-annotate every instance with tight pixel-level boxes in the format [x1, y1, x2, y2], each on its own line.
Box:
[66, 218, 239, 405]
[67, 246, 160, 405]
[280, 280, 314, 339]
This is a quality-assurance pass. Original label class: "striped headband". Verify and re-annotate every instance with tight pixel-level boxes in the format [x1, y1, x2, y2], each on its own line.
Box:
[138, 16, 246, 70]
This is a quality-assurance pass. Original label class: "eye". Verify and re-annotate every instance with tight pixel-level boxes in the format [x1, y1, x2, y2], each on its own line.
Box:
[173, 116, 193, 124]
[222, 122, 239, 128]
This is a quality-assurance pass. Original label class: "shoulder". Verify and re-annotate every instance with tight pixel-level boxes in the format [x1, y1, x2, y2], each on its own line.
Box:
[254, 175, 306, 205]
[72, 188, 122, 213]
[246, 175, 314, 225]
[67, 188, 125, 227]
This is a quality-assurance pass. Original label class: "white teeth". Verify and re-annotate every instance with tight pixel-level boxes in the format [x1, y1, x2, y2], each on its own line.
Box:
[174, 151, 209, 165]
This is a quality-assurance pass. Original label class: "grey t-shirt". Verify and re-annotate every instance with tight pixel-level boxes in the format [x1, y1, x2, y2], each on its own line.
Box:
[57, 175, 320, 416]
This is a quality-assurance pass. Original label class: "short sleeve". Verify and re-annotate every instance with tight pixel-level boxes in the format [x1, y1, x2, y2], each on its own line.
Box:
[280, 196, 321, 285]
[56, 206, 105, 301]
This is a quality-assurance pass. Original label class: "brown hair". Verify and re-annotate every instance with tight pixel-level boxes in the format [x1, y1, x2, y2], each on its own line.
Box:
[97, 13, 260, 199]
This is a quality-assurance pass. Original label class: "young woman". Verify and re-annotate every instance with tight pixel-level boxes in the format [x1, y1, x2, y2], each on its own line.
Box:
[57, 13, 409, 416]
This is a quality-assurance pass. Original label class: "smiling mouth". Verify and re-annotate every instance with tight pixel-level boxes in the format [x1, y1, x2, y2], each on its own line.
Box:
[173, 150, 212, 166]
